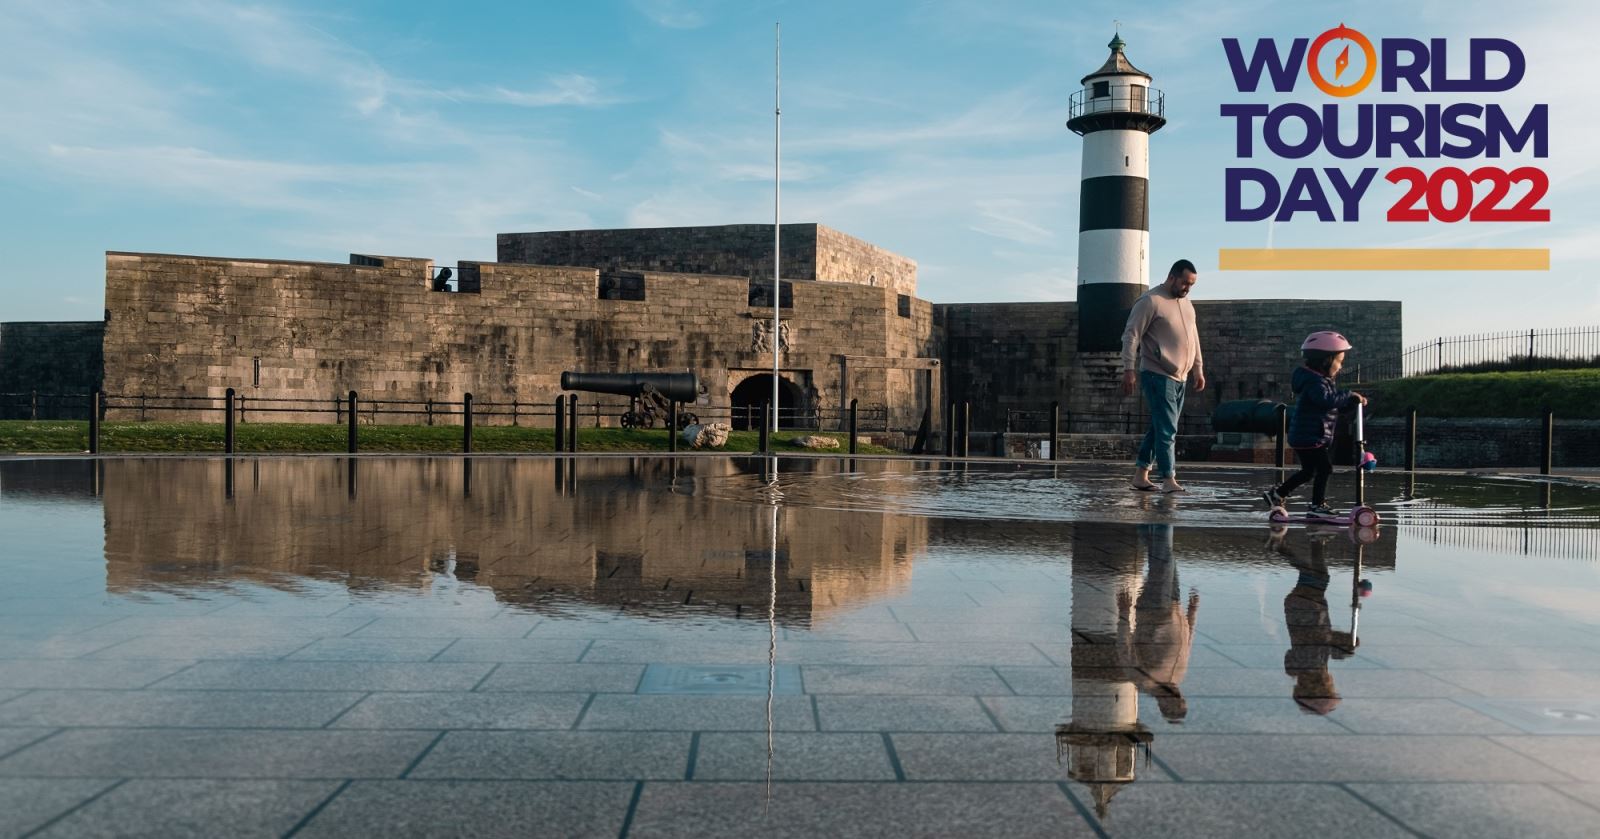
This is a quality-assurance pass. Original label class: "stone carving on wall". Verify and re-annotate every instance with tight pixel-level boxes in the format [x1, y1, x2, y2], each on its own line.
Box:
[751, 320, 792, 354]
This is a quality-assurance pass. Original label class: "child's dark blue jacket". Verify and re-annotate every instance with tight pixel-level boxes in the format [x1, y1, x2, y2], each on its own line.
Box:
[1287, 366, 1354, 448]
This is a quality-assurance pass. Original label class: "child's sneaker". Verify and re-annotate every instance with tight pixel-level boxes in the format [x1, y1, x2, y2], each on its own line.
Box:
[1307, 503, 1341, 518]
[1261, 489, 1283, 508]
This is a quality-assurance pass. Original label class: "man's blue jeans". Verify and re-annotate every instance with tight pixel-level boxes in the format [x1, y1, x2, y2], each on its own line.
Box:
[1136, 371, 1186, 478]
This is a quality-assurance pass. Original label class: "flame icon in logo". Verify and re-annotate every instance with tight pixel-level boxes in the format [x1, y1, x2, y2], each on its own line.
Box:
[1334, 43, 1350, 79]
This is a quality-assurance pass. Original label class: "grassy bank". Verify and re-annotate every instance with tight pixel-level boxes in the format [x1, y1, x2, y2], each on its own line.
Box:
[1365, 369, 1600, 419]
[0, 421, 895, 455]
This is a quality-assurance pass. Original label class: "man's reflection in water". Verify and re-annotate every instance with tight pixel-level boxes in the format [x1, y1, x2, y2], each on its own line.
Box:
[1057, 523, 1197, 818]
[1269, 528, 1357, 715]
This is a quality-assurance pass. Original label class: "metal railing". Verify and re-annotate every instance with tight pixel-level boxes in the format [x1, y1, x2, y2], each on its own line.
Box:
[1067, 88, 1166, 120]
[1352, 326, 1600, 383]
[1005, 408, 1210, 436]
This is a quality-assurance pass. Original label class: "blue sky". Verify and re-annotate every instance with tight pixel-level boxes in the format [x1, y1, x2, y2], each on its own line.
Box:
[0, 0, 1593, 343]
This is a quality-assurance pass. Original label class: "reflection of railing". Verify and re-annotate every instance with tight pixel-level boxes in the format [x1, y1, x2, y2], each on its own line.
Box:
[1067, 88, 1165, 120]
[1402, 524, 1600, 562]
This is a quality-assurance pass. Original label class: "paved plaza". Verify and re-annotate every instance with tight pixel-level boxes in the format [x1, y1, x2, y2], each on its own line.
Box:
[2, 456, 1599, 837]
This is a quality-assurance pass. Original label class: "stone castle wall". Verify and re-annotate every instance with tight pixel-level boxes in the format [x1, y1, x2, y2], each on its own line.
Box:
[936, 298, 1403, 432]
[497, 223, 917, 296]
[100, 251, 939, 427]
[0, 320, 105, 418]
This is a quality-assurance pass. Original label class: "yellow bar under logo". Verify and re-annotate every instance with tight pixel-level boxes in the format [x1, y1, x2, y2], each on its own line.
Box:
[1217, 248, 1550, 271]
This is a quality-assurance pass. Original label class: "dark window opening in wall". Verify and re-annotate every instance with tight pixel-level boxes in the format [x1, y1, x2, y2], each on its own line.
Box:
[598, 271, 646, 301]
[1092, 81, 1110, 98]
[897, 294, 911, 318]
[350, 254, 383, 267]
[748, 279, 793, 309]
[252, 357, 260, 388]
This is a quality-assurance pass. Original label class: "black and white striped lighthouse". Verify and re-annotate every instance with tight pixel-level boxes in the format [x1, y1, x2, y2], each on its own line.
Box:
[1067, 33, 1166, 352]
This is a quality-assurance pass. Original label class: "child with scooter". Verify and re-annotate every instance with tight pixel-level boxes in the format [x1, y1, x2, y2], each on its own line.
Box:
[1262, 332, 1368, 519]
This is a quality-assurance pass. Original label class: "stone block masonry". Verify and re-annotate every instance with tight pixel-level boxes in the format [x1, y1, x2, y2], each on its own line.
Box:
[0, 321, 104, 417]
[99, 249, 938, 427]
[935, 298, 1402, 433]
[498, 223, 917, 296]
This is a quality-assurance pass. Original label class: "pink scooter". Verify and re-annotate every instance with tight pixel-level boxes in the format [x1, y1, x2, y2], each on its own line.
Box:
[1269, 403, 1381, 528]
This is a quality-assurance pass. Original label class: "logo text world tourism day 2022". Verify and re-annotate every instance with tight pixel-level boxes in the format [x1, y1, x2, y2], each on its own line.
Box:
[1220, 25, 1549, 224]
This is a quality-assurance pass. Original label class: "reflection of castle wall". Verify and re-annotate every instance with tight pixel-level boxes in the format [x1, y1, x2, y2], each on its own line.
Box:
[99, 458, 921, 623]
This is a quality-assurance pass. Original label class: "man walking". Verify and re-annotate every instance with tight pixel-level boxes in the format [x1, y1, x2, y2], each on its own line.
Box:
[1121, 259, 1205, 492]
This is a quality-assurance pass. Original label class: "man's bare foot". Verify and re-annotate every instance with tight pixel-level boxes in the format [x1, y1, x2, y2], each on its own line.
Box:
[1161, 477, 1185, 493]
[1132, 468, 1157, 490]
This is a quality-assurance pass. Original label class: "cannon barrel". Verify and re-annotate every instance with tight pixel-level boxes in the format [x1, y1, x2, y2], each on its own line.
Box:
[560, 372, 699, 402]
[1212, 399, 1288, 435]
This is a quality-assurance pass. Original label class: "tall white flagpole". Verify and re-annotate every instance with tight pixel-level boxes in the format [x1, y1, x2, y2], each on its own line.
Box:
[771, 22, 781, 435]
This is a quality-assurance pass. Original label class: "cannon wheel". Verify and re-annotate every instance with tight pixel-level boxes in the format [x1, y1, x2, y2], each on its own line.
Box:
[620, 411, 645, 430]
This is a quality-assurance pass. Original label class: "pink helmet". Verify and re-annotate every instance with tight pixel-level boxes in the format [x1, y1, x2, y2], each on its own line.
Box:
[1301, 331, 1352, 352]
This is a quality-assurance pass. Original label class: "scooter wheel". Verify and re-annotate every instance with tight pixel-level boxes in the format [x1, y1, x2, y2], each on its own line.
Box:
[1354, 508, 1379, 528]
[1268, 506, 1290, 523]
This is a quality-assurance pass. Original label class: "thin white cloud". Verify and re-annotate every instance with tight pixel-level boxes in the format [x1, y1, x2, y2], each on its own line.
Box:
[632, 0, 712, 29]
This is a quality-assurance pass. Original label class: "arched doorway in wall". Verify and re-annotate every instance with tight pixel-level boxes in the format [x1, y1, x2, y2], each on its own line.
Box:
[729, 374, 805, 430]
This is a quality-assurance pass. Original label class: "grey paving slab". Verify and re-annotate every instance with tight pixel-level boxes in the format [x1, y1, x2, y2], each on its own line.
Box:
[1431, 669, 1600, 698]
[0, 728, 437, 778]
[1492, 736, 1600, 781]
[0, 637, 126, 659]
[408, 731, 689, 779]
[1198, 623, 1459, 646]
[1157, 734, 1573, 782]
[800, 664, 1011, 695]
[0, 691, 22, 706]
[32, 779, 340, 839]
[527, 618, 775, 640]
[904, 622, 1073, 643]
[816, 696, 997, 732]
[0, 778, 118, 839]
[627, 781, 1093, 838]
[994, 666, 1072, 696]
[0, 728, 57, 758]
[979, 696, 1072, 732]
[1330, 698, 1525, 734]
[0, 659, 194, 689]
[893, 732, 1138, 782]
[692, 733, 897, 780]
[1178, 666, 1474, 698]
[1346, 782, 1600, 839]
[582, 639, 777, 664]
[783, 640, 1055, 666]
[1207, 643, 1389, 669]
[578, 695, 817, 731]
[476, 663, 644, 693]
[1552, 783, 1600, 810]
[284, 637, 455, 662]
[295, 780, 634, 838]
[84, 635, 316, 660]
[0, 690, 362, 728]
[331, 692, 587, 730]
[431, 638, 591, 662]
[150, 660, 494, 691]
[1363, 644, 1600, 670]
[782, 621, 916, 642]
[1079, 782, 1411, 838]
[349, 616, 540, 638]
[1137, 696, 1347, 734]
[0, 615, 132, 639]
[79, 616, 373, 638]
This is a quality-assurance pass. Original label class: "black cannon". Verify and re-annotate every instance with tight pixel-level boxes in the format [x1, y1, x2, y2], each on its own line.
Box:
[1212, 399, 1288, 435]
[560, 372, 700, 430]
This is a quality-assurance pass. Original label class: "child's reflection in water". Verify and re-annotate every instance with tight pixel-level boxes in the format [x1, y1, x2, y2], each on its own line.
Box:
[1270, 528, 1357, 715]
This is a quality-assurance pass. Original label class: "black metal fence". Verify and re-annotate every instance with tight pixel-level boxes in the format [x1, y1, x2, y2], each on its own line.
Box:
[1005, 408, 1211, 437]
[1352, 326, 1600, 383]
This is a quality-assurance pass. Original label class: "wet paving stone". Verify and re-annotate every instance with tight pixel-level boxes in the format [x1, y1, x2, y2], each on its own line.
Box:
[4, 455, 1600, 837]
